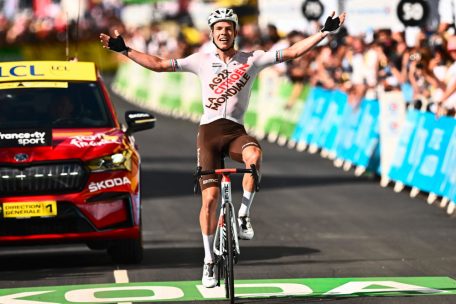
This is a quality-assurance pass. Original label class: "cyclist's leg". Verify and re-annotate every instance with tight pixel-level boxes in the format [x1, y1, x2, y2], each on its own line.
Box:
[200, 186, 219, 287]
[200, 186, 219, 248]
[240, 145, 262, 194]
[229, 135, 262, 210]
[197, 123, 223, 287]
[228, 134, 262, 240]
[239, 145, 261, 220]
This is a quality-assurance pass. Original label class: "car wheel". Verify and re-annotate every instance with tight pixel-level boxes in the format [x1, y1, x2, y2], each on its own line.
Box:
[108, 236, 143, 264]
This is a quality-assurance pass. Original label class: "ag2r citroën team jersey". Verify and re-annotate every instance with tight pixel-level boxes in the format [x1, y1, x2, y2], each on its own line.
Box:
[171, 49, 285, 125]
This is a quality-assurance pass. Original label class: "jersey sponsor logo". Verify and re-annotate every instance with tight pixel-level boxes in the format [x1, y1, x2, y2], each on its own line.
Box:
[209, 64, 250, 94]
[206, 64, 251, 110]
[88, 177, 131, 192]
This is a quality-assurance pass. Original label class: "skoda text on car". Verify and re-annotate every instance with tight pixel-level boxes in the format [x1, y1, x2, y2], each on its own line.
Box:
[0, 61, 155, 263]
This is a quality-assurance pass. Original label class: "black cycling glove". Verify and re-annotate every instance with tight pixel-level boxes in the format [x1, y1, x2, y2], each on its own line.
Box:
[108, 35, 131, 54]
[321, 15, 341, 33]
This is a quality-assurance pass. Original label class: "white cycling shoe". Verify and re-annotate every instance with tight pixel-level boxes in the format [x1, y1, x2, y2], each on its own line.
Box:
[238, 216, 254, 240]
[202, 263, 217, 288]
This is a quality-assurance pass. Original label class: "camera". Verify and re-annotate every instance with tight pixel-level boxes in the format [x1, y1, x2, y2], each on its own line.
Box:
[410, 53, 421, 61]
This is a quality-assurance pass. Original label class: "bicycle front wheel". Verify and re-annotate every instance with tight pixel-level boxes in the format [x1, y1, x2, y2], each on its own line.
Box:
[224, 202, 235, 303]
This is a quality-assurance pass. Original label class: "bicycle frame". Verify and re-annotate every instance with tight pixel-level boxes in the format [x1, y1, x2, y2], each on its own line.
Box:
[213, 173, 240, 258]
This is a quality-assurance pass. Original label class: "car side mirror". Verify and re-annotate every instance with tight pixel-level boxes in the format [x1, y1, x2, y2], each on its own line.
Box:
[125, 111, 156, 135]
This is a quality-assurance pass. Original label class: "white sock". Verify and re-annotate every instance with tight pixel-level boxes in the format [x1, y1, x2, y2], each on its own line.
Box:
[202, 234, 214, 264]
[238, 190, 255, 217]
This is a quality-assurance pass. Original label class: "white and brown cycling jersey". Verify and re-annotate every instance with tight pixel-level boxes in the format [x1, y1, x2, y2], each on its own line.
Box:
[170, 49, 285, 125]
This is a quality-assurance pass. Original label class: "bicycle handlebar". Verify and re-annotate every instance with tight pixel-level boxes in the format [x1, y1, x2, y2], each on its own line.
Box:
[193, 164, 260, 194]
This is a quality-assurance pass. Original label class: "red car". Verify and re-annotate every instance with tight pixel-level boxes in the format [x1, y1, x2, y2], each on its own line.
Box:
[0, 61, 155, 263]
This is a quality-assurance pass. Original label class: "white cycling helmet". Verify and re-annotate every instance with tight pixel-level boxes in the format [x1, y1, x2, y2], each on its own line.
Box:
[208, 8, 238, 28]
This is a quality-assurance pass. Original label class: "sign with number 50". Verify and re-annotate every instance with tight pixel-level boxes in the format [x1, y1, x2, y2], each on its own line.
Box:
[397, 0, 429, 26]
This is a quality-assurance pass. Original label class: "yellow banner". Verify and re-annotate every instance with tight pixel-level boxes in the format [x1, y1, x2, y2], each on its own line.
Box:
[0, 61, 97, 82]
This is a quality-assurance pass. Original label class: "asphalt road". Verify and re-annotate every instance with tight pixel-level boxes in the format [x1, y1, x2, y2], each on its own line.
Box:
[0, 79, 455, 304]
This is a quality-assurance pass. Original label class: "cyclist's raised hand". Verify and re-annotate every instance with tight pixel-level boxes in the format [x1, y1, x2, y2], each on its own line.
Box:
[321, 11, 346, 34]
[99, 30, 131, 55]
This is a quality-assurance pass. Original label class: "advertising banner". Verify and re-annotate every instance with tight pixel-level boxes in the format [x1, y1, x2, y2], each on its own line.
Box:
[351, 99, 380, 170]
[378, 90, 407, 178]
[407, 113, 454, 194]
[134, 67, 152, 107]
[112, 61, 130, 97]
[334, 102, 363, 163]
[292, 86, 331, 148]
[256, 70, 291, 141]
[438, 119, 456, 200]
[388, 109, 426, 186]
[159, 73, 182, 113]
[244, 78, 260, 131]
[180, 73, 203, 121]
[148, 69, 164, 111]
[276, 82, 309, 143]
[124, 62, 146, 104]
[255, 68, 282, 139]
[290, 87, 317, 146]
[313, 90, 347, 153]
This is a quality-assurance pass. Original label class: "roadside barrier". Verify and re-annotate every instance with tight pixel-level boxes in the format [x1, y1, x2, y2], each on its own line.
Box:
[112, 61, 456, 215]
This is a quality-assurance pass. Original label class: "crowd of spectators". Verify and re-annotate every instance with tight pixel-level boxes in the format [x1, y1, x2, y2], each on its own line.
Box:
[1, 1, 456, 117]
[0, 0, 123, 46]
[99, 10, 456, 118]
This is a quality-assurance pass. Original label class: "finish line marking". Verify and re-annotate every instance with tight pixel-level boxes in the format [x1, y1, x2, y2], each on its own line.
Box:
[113, 270, 131, 304]
[0, 277, 455, 303]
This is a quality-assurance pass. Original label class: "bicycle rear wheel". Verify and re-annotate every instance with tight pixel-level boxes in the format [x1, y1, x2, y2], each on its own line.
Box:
[224, 202, 235, 303]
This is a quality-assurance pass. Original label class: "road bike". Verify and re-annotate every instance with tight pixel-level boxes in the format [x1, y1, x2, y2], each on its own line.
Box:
[194, 163, 260, 303]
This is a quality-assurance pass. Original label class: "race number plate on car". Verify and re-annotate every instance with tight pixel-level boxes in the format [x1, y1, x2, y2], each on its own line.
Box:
[2, 201, 57, 218]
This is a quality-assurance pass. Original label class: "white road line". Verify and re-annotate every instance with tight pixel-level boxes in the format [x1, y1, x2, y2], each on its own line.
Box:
[114, 269, 130, 283]
[114, 269, 131, 304]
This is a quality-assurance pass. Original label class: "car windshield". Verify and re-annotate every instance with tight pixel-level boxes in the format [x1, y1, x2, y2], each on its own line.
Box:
[0, 82, 115, 129]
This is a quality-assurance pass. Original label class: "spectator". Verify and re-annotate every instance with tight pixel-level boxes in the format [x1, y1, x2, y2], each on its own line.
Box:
[435, 35, 456, 116]
[407, 48, 440, 110]
[438, 0, 456, 34]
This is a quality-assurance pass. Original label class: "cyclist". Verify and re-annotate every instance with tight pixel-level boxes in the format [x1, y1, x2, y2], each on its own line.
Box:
[100, 8, 345, 288]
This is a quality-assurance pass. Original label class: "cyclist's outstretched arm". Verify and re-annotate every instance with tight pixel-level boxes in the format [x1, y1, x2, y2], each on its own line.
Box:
[281, 11, 346, 61]
[99, 30, 174, 72]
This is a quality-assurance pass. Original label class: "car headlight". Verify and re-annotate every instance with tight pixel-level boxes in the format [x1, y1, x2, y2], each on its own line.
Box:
[86, 150, 133, 172]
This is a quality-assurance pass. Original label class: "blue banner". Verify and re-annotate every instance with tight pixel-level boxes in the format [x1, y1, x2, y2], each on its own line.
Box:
[351, 100, 380, 169]
[291, 86, 330, 146]
[334, 102, 363, 162]
[407, 114, 455, 194]
[388, 109, 423, 186]
[438, 119, 456, 201]
[313, 90, 348, 152]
